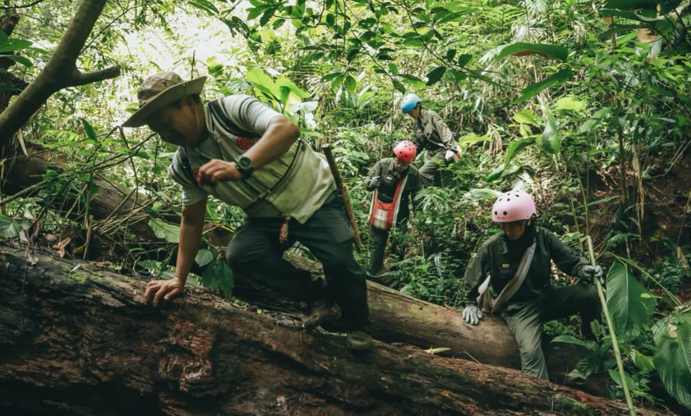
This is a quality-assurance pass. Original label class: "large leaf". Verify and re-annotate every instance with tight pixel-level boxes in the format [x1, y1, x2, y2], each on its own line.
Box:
[148, 218, 181, 244]
[495, 42, 569, 62]
[276, 76, 310, 99]
[653, 309, 691, 409]
[426, 66, 446, 85]
[246, 67, 281, 100]
[513, 109, 539, 126]
[462, 188, 501, 201]
[513, 68, 573, 105]
[0, 214, 27, 238]
[202, 258, 234, 297]
[81, 119, 99, 143]
[0, 38, 32, 54]
[195, 249, 215, 267]
[551, 335, 594, 349]
[540, 105, 560, 154]
[579, 107, 612, 133]
[505, 137, 536, 167]
[606, 262, 657, 338]
[457, 135, 491, 146]
[555, 96, 586, 112]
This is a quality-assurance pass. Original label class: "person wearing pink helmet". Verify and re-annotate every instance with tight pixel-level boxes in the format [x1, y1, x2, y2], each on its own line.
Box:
[365, 141, 423, 277]
[461, 190, 603, 380]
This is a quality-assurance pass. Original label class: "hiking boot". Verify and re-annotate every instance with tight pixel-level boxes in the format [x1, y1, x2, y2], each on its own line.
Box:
[347, 330, 374, 351]
[302, 299, 333, 331]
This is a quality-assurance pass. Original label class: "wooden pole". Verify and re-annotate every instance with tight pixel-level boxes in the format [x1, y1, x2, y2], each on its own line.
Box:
[321, 143, 362, 251]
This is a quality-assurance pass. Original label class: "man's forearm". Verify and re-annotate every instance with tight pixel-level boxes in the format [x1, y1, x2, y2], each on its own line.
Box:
[174, 220, 204, 285]
[244, 116, 299, 169]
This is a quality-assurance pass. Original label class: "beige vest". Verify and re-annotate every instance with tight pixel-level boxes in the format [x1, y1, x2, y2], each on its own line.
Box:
[185, 102, 335, 224]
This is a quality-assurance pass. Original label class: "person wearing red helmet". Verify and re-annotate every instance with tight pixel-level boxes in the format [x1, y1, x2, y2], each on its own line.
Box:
[365, 141, 423, 277]
[461, 190, 603, 380]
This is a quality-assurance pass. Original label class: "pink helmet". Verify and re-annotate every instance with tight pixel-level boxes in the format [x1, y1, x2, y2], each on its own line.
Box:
[394, 140, 417, 163]
[492, 190, 537, 222]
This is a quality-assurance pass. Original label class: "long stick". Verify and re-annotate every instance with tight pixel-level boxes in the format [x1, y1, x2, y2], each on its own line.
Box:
[321, 144, 362, 251]
[586, 236, 636, 416]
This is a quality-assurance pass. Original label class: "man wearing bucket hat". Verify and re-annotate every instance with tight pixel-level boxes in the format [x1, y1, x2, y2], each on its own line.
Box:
[399, 93, 462, 187]
[460, 190, 603, 380]
[128, 72, 372, 351]
[364, 141, 422, 277]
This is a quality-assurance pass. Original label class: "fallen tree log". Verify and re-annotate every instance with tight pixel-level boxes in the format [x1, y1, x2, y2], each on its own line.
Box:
[2, 144, 592, 388]
[0, 246, 672, 416]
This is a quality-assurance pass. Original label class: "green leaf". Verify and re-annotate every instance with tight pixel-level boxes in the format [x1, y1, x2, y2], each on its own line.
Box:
[344, 75, 357, 93]
[513, 68, 573, 105]
[246, 67, 281, 100]
[653, 310, 691, 408]
[608, 369, 637, 388]
[604, 0, 659, 10]
[2, 55, 32, 67]
[426, 66, 446, 86]
[555, 96, 586, 112]
[495, 42, 569, 62]
[513, 109, 539, 126]
[606, 262, 657, 338]
[346, 48, 360, 62]
[457, 54, 472, 67]
[579, 107, 612, 133]
[505, 137, 536, 167]
[148, 218, 181, 243]
[80, 119, 98, 142]
[457, 135, 491, 146]
[0, 214, 27, 238]
[485, 163, 505, 182]
[633, 350, 655, 372]
[195, 249, 215, 267]
[462, 188, 501, 201]
[388, 63, 398, 75]
[446, 48, 457, 60]
[551, 334, 595, 349]
[202, 259, 234, 297]
[276, 76, 310, 99]
[540, 105, 560, 154]
[0, 38, 32, 54]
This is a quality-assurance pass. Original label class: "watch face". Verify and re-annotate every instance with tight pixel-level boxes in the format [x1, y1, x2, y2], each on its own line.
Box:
[237, 156, 252, 169]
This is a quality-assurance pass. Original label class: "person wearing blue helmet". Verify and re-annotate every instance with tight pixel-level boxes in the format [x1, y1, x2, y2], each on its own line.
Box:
[400, 93, 461, 187]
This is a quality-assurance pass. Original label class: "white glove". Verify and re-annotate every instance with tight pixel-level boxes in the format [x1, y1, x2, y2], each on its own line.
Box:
[444, 146, 462, 162]
[462, 305, 483, 325]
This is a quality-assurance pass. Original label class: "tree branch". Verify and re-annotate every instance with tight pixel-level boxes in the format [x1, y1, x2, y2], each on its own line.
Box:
[0, 0, 117, 146]
[0, 0, 48, 9]
[72, 66, 121, 86]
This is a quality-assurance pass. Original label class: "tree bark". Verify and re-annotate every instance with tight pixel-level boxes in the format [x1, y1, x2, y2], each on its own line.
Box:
[0, 9, 29, 112]
[0, 246, 672, 416]
[0, 144, 597, 388]
[0, 0, 121, 144]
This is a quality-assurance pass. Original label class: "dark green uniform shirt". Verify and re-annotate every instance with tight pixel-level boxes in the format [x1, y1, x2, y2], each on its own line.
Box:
[463, 227, 588, 306]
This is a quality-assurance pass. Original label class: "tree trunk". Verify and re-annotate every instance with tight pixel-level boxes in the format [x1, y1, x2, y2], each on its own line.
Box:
[0, 0, 120, 144]
[0, 9, 29, 113]
[0, 246, 671, 416]
[1, 144, 596, 389]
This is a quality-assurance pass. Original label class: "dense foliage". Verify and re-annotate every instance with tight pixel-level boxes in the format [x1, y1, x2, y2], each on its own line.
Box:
[1, 0, 691, 410]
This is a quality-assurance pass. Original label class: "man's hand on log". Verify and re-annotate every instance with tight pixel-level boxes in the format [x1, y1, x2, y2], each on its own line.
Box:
[144, 277, 184, 306]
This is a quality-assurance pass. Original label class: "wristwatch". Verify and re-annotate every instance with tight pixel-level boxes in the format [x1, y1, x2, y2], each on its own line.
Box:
[234, 155, 255, 179]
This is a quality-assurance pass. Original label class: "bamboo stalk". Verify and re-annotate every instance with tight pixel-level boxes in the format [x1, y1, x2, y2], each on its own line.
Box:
[586, 236, 636, 416]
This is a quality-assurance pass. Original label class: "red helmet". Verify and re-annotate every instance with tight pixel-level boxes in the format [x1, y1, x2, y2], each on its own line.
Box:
[394, 140, 417, 163]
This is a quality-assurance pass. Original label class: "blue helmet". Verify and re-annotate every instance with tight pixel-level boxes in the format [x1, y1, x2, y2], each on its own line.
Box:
[400, 93, 422, 113]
